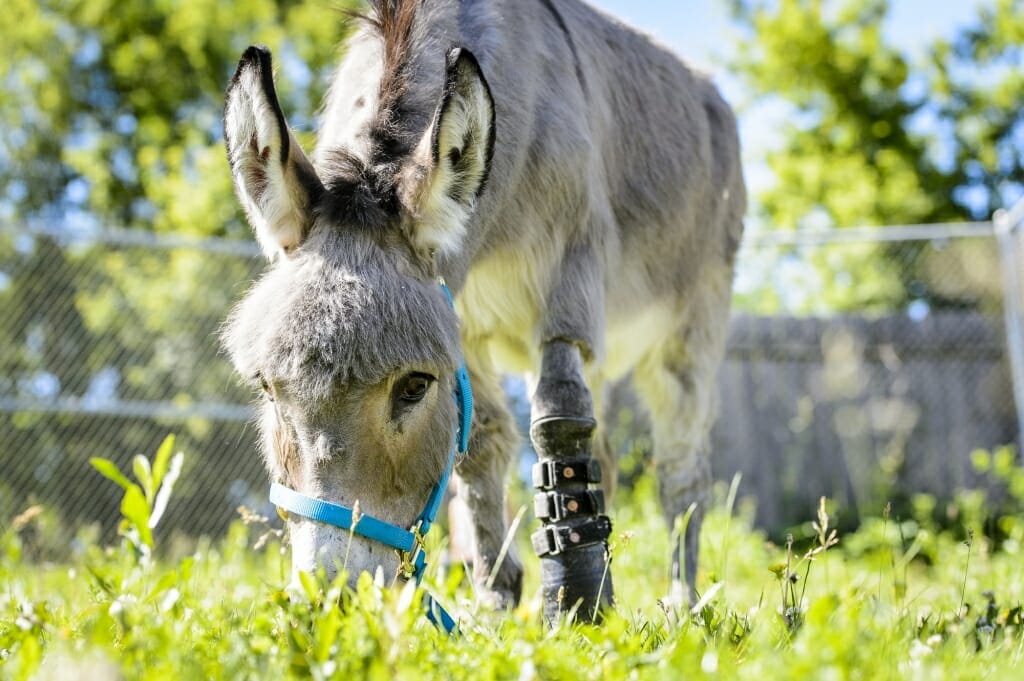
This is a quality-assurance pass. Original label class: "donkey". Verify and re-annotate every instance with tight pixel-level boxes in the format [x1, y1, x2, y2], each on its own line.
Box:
[222, 0, 744, 618]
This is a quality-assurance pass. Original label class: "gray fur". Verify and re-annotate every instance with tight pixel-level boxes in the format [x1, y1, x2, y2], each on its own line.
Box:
[222, 0, 744, 606]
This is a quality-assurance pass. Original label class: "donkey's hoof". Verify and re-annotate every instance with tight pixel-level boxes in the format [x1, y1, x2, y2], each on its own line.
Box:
[476, 555, 523, 609]
[477, 585, 519, 610]
[658, 579, 694, 615]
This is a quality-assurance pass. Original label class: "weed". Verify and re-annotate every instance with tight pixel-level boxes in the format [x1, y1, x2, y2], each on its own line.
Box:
[89, 434, 184, 560]
[958, 528, 974, 620]
[772, 496, 839, 634]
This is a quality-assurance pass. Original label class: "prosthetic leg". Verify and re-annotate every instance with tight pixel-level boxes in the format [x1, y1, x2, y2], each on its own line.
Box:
[529, 341, 613, 622]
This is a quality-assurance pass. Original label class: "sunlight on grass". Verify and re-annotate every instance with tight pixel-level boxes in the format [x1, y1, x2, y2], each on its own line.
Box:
[1, 446, 1023, 680]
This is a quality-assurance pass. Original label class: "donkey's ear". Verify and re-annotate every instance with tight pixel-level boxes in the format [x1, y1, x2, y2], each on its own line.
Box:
[224, 45, 323, 259]
[404, 47, 495, 255]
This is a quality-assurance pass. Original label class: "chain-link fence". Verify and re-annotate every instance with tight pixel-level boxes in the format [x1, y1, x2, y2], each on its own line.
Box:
[2, 208, 1022, 542]
[0, 226, 265, 545]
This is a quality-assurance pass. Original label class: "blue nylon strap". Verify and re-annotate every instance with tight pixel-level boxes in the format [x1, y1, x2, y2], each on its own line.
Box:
[270, 483, 417, 553]
[425, 594, 458, 633]
[438, 280, 456, 307]
[439, 281, 473, 455]
[416, 446, 456, 537]
[454, 363, 473, 454]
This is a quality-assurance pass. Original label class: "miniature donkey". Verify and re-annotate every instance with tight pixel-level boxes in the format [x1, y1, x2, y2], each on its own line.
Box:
[222, 0, 744, 618]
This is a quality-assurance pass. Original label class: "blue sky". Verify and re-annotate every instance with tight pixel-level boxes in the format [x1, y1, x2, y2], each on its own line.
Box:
[587, 0, 993, 204]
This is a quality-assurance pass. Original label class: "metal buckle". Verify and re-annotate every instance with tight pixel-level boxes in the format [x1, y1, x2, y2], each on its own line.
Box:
[532, 459, 603, 490]
[531, 515, 613, 557]
[397, 521, 426, 581]
[532, 525, 558, 556]
[534, 489, 605, 522]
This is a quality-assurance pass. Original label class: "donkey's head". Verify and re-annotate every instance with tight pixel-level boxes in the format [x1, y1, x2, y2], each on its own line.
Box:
[220, 40, 493, 588]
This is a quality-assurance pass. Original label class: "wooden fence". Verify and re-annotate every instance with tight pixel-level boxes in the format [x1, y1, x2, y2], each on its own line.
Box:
[610, 313, 1017, 532]
[713, 313, 1016, 530]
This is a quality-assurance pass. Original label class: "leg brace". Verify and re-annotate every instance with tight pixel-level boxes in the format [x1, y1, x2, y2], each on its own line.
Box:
[530, 415, 613, 622]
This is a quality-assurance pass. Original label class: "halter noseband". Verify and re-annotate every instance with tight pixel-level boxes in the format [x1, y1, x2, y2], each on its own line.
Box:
[269, 280, 472, 633]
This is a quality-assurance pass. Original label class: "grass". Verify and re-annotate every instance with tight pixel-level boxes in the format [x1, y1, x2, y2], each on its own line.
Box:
[1, 443, 1023, 680]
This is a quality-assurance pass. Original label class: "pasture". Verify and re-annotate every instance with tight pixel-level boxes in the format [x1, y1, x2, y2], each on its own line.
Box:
[3, 1, 1024, 679]
[2, 441, 1022, 680]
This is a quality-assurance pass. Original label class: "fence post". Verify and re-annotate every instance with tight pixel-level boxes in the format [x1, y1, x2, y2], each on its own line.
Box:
[995, 198, 1024, 448]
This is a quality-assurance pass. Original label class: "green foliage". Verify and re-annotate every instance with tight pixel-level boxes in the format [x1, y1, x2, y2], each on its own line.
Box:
[2, 443, 1024, 679]
[730, 0, 1024, 225]
[0, 1, 359, 534]
[731, 0, 940, 227]
[728, 0, 1023, 312]
[1, 0, 351, 231]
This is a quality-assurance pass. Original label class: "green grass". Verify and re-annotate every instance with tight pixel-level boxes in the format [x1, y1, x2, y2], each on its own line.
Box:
[2, 450, 1023, 680]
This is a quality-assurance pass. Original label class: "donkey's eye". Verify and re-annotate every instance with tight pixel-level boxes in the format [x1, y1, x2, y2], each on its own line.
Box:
[396, 372, 435, 403]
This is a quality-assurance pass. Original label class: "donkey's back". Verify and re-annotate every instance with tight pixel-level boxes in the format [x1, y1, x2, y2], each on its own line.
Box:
[525, 0, 746, 266]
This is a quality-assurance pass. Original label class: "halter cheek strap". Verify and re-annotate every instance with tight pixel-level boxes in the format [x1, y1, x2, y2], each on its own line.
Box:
[269, 280, 471, 634]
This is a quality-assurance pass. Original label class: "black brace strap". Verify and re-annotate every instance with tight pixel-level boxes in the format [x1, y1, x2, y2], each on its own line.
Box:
[534, 489, 605, 522]
[532, 458, 602, 490]
[531, 516, 612, 556]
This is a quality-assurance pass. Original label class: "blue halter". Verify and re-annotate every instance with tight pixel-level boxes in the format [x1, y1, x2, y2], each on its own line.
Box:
[270, 280, 472, 634]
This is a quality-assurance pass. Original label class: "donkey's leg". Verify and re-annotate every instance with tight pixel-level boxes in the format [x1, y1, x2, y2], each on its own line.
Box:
[530, 340, 613, 622]
[454, 349, 523, 609]
[633, 270, 733, 605]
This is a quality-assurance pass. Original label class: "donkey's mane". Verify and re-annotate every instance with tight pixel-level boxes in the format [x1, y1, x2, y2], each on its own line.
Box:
[363, 0, 421, 116]
[320, 0, 425, 228]
[341, 0, 423, 143]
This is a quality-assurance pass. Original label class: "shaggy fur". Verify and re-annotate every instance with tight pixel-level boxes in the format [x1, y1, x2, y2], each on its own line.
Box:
[222, 0, 745, 606]
[224, 229, 460, 402]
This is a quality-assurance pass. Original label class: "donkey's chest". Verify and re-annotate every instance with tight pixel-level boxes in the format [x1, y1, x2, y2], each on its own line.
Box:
[456, 246, 552, 373]
[455, 243, 678, 378]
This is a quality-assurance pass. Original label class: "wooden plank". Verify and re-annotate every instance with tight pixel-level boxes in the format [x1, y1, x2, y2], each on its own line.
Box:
[706, 313, 1015, 533]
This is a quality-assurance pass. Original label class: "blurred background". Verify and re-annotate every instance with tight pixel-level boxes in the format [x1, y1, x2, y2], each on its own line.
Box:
[1, 0, 1022, 550]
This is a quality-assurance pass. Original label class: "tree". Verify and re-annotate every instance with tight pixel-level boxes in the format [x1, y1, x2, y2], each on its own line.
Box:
[0, 1, 355, 535]
[727, 0, 1023, 313]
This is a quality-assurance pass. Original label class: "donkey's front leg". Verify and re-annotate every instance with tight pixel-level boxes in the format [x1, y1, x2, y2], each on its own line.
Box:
[530, 340, 613, 622]
[454, 354, 523, 609]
